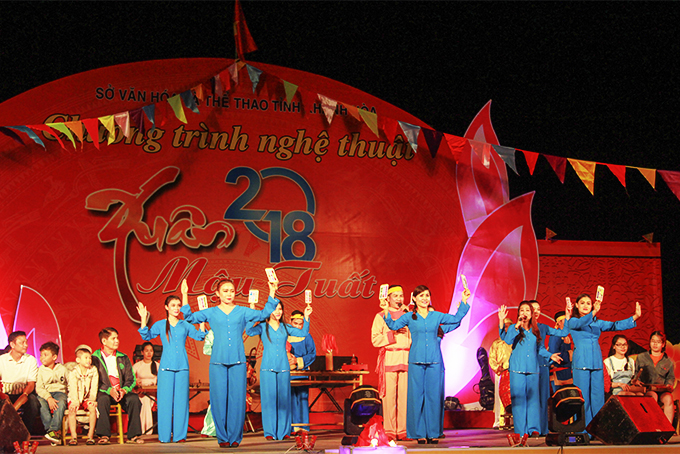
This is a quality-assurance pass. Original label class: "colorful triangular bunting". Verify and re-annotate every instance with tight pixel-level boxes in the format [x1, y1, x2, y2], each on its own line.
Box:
[520, 149, 539, 175]
[167, 95, 187, 124]
[492, 145, 518, 175]
[358, 109, 379, 138]
[543, 154, 567, 183]
[422, 128, 443, 159]
[398, 121, 420, 153]
[635, 167, 656, 189]
[658, 170, 680, 202]
[568, 159, 597, 195]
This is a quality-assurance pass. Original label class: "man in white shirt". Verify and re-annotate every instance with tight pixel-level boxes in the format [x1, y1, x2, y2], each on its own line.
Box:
[0, 331, 40, 434]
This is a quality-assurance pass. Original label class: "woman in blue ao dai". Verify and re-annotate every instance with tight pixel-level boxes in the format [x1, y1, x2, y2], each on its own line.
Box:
[136, 294, 206, 443]
[246, 302, 313, 440]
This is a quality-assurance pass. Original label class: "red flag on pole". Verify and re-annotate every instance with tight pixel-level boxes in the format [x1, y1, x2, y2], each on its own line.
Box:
[234, 0, 257, 62]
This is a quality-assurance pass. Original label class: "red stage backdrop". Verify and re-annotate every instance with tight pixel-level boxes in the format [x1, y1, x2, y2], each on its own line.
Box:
[0, 58, 667, 408]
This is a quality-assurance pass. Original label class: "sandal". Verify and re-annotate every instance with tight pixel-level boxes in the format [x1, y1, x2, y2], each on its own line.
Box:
[68, 439, 78, 446]
[97, 436, 110, 445]
[126, 436, 145, 444]
[86, 439, 96, 445]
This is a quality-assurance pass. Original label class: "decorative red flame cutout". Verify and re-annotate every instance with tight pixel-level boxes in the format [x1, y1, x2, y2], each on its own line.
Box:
[443, 101, 540, 403]
[456, 101, 510, 237]
[13, 285, 63, 365]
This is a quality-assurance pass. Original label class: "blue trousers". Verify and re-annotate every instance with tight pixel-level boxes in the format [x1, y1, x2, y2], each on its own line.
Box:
[407, 363, 443, 440]
[572, 368, 604, 429]
[538, 365, 550, 435]
[209, 362, 246, 445]
[291, 384, 309, 431]
[509, 371, 540, 436]
[38, 391, 67, 432]
[260, 370, 292, 440]
[157, 369, 189, 442]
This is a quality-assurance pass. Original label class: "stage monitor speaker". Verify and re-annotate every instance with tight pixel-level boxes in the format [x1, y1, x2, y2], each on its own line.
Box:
[587, 395, 675, 445]
[0, 399, 30, 453]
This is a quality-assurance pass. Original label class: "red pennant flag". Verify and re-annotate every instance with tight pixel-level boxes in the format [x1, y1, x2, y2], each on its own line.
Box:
[545, 228, 557, 241]
[82, 118, 100, 149]
[519, 149, 539, 175]
[658, 170, 680, 202]
[234, 0, 257, 62]
[543, 154, 567, 183]
[606, 164, 627, 188]
[30, 124, 67, 149]
[378, 116, 399, 143]
[444, 134, 466, 161]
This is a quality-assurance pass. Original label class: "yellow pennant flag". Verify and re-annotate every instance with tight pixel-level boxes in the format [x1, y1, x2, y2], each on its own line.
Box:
[283, 81, 298, 105]
[358, 109, 379, 138]
[568, 159, 596, 195]
[99, 115, 117, 144]
[168, 94, 187, 124]
[635, 167, 656, 189]
[46, 123, 77, 150]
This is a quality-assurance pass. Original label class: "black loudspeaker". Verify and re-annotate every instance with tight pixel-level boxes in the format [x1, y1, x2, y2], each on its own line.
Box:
[0, 399, 30, 453]
[587, 395, 675, 445]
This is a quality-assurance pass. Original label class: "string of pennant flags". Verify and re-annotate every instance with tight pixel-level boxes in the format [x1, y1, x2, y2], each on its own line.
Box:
[1, 0, 680, 205]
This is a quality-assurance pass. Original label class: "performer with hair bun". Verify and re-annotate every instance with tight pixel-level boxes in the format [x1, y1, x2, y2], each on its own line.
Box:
[371, 284, 411, 441]
[565, 293, 641, 428]
[182, 276, 278, 448]
[381, 285, 471, 444]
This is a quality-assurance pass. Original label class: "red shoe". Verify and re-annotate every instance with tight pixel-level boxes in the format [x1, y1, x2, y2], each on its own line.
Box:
[506, 433, 521, 447]
[520, 434, 529, 447]
[303, 434, 317, 450]
[219, 442, 230, 448]
[265, 436, 274, 441]
[175, 439, 186, 443]
[231, 442, 239, 447]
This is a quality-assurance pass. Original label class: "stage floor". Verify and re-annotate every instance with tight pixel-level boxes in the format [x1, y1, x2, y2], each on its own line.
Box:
[23, 428, 680, 453]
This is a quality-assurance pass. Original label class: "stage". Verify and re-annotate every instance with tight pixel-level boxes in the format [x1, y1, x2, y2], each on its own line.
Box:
[20, 429, 680, 453]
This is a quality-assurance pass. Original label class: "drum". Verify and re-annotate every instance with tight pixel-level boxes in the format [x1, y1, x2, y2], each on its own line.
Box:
[499, 370, 511, 409]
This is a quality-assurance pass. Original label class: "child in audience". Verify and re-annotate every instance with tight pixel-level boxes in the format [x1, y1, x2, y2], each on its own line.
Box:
[67, 345, 99, 445]
[36, 341, 68, 444]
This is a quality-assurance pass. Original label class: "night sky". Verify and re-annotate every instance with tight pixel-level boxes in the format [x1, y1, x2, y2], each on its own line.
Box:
[2, 1, 680, 340]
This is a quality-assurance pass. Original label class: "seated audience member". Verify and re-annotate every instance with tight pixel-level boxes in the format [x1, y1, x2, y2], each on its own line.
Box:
[132, 342, 159, 436]
[36, 341, 68, 443]
[67, 345, 99, 445]
[634, 330, 676, 423]
[0, 331, 40, 434]
[91, 327, 143, 444]
[604, 334, 642, 397]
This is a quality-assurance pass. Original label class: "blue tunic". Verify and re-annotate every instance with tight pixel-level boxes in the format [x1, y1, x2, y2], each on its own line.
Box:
[566, 312, 636, 427]
[384, 302, 470, 439]
[138, 319, 206, 442]
[536, 323, 568, 435]
[501, 324, 551, 437]
[246, 320, 310, 440]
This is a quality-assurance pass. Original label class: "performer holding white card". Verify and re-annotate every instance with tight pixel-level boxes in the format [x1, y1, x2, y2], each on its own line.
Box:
[565, 289, 641, 430]
[371, 284, 411, 441]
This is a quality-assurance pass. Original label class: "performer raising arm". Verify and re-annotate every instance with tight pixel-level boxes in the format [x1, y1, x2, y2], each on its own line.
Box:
[498, 302, 562, 447]
[137, 294, 206, 443]
[246, 302, 312, 440]
[382, 286, 471, 445]
[181, 275, 278, 448]
[565, 293, 641, 429]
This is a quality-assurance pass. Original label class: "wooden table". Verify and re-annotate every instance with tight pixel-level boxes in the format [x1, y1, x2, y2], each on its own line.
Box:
[290, 369, 369, 427]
